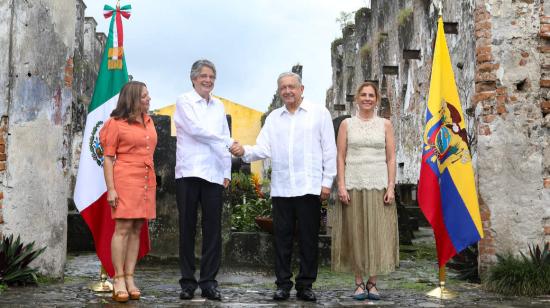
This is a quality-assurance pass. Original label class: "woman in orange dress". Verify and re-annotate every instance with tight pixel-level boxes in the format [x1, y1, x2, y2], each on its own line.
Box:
[100, 81, 157, 302]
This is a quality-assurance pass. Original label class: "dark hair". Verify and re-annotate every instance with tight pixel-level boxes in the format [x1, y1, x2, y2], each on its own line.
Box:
[110, 81, 147, 123]
[355, 81, 380, 103]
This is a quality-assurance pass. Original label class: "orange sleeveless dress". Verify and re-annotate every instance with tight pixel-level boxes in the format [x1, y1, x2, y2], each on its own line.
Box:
[99, 114, 157, 219]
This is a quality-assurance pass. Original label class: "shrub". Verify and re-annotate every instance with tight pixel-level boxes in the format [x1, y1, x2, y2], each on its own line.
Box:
[231, 197, 272, 232]
[484, 243, 550, 296]
[227, 172, 272, 232]
[225, 172, 257, 208]
[0, 234, 46, 286]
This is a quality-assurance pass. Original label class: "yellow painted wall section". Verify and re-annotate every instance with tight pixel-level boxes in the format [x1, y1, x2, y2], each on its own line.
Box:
[153, 96, 264, 178]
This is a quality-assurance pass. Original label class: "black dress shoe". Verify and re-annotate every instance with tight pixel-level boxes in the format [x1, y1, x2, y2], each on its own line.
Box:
[296, 288, 317, 301]
[201, 287, 222, 301]
[179, 288, 195, 300]
[273, 288, 290, 300]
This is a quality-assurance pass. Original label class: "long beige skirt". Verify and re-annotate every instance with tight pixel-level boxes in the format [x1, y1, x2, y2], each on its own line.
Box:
[331, 189, 399, 276]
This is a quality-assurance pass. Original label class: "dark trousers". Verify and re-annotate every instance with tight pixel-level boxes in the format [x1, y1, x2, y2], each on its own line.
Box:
[176, 177, 223, 291]
[272, 194, 321, 291]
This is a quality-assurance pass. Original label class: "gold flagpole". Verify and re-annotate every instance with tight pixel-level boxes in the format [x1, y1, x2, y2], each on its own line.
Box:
[89, 266, 113, 292]
[427, 266, 457, 299]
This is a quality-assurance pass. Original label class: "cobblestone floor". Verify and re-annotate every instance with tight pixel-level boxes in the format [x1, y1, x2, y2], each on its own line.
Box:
[1, 229, 549, 307]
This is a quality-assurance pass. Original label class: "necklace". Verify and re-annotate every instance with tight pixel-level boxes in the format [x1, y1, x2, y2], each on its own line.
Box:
[356, 112, 374, 121]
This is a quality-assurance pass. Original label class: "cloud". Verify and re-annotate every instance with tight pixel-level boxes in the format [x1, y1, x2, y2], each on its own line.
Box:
[84, 0, 367, 111]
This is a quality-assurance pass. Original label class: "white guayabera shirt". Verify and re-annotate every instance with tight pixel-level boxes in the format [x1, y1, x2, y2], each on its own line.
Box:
[242, 100, 337, 197]
[174, 89, 232, 185]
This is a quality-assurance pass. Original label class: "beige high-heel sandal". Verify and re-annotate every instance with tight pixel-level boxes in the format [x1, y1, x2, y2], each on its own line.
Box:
[112, 274, 129, 303]
[125, 273, 141, 300]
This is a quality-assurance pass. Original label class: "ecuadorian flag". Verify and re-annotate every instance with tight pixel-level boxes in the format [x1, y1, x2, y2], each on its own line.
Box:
[418, 17, 483, 267]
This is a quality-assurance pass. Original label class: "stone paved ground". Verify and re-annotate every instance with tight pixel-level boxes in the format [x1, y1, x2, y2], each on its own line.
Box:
[1, 229, 550, 307]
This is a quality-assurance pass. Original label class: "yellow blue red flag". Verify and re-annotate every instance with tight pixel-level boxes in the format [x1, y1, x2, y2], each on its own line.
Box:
[418, 17, 484, 267]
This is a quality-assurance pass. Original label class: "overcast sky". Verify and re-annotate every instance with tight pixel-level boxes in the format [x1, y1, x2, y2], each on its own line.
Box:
[83, 0, 369, 111]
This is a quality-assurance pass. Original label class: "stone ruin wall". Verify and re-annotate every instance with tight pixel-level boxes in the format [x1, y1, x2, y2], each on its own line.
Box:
[326, 0, 549, 274]
[0, 0, 103, 277]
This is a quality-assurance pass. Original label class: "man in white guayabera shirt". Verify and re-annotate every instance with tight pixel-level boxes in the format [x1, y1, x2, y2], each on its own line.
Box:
[230, 72, 337, 302]
[174, 59, 234, 301]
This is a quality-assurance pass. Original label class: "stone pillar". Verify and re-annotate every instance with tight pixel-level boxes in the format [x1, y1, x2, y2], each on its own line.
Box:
[0, 0, 79, 278]
[475, 0, 549, 274]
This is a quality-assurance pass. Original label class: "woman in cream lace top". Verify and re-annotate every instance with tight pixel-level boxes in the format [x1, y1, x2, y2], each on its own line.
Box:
[331, 82, 398, 301]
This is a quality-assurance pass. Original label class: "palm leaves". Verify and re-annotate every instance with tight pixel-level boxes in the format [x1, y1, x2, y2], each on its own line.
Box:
[0, 234, 46, 285]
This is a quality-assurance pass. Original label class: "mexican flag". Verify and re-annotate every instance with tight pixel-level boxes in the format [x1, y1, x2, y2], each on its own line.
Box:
[73, 3, 149, 277]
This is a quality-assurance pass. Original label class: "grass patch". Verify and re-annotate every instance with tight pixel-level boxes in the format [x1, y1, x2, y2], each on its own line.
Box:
[400, 243, 437, 261]
[36, 274, 62, 285]
[0, 284, 7, 294]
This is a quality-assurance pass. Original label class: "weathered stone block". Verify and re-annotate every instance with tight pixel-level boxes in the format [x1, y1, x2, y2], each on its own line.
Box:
[476, 81, 497, 92]
[483, 114, 497, 123]
[478, 62, 499, 72]
[476, 46, 492, 56]
[473, 91, 496, 103]
[541, 100, 550, 115]
[477, 53, 493, 63]
[475, 72, 497, 82]
[478, 124, 491, 135]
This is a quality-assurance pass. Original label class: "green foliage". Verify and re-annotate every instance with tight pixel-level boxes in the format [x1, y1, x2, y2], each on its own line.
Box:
[231, 197, 272, 232]
[0, 283, 6, 294]
[520, 242, 550, 267]
[360, 43, 372, 59]
[335, 11, 354, 30]
[484, 243, 550, 296]
[397, 7, 413, 26]
[0, 234, 46, 286]
[227, 172, 272, 232]
[225, 172, 257, 208]
[331, 38, 344, 54]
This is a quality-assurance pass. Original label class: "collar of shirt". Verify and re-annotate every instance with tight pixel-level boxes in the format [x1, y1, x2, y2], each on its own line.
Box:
[189, 89, 214, 106]
[143, 113, 152, 123]
[280, 99, 311, 116]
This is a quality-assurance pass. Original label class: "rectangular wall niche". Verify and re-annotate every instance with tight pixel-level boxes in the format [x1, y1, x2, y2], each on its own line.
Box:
[443, 22, 458, 34]
[383, 66, 399, 75]
[334, 104, 346, 111]
[403, 49, 421, 60]
[346, 94, 355, 102]
[364, 79, 379, 86]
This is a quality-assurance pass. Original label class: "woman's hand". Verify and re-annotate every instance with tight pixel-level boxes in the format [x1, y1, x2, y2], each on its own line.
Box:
[383, 187, 395, 205]
[338, 186, 350, 205]
[107, 189, 119, 208]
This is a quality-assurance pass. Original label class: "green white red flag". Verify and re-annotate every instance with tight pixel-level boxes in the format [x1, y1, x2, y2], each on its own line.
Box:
[73, 3, 149, 277]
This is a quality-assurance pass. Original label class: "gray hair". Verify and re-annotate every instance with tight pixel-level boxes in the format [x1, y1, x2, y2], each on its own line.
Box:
[190, 59, 216, 80]
[277, 72, 302, 86]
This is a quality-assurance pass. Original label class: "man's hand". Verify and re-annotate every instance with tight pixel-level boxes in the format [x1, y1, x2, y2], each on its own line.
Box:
[320, 186, 331, 201]
[229, 141, 244, 157]
[223, 178, 230, 189]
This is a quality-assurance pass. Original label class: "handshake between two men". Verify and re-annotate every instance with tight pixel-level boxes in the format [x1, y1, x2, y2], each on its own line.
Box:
[229, 141, 245, 157]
